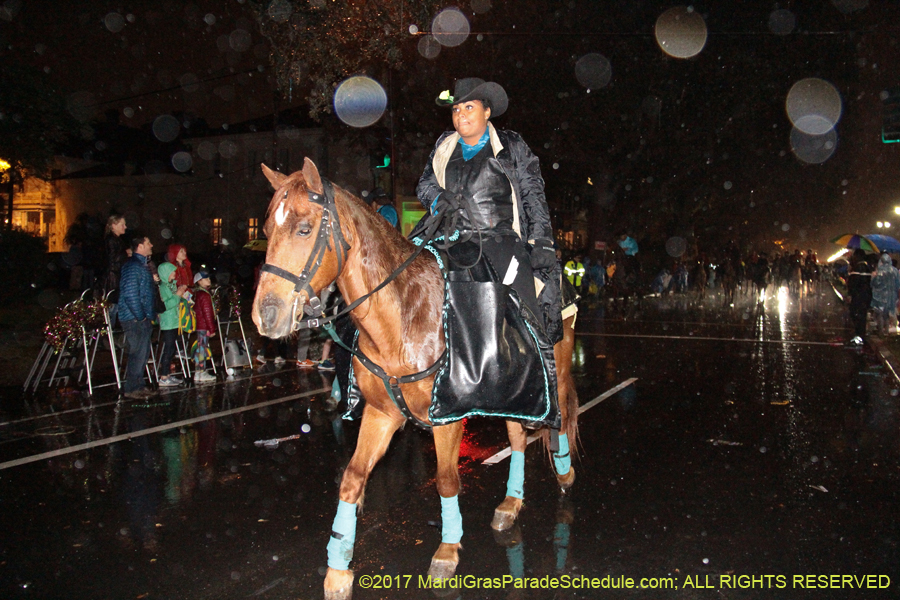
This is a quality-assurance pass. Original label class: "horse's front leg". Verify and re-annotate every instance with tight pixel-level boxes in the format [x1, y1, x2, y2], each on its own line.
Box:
[324, 407, 403, 600]
[491, 420, 527, 531]
[428, 420, 465, 581]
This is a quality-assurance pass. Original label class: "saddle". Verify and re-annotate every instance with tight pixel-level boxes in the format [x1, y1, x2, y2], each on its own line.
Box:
[343, 241, 561, 429]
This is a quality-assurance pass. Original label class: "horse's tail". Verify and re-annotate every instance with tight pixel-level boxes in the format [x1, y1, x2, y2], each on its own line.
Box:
[541, 373, 579, 465]
[543, 312, 580, 467]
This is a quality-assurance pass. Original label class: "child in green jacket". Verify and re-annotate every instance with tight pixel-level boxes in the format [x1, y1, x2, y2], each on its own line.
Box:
[157, 261, 189, 386]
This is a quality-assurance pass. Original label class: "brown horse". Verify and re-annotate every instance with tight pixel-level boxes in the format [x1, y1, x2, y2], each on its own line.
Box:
[252, 159, 578, 600]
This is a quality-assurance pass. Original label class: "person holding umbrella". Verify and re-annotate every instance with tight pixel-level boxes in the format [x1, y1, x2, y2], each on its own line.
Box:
[846, 249, 873, 346]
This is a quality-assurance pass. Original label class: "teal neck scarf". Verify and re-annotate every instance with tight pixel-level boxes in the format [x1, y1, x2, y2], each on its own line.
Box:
[459, 129, 490, 161]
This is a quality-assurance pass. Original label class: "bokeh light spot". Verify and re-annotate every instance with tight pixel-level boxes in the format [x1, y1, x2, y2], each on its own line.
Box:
[575, 53, 612, 90]
[417, 35, 441, 59]
[471, 0, 492, 14]
[171, 151, 193, 172]
[768, 9, 796, 35]
[333, 76, 387, 128]
[655, 6, 707, 59]
[790, 126, 838, 164]
[104, 12, 126, 33]
[432, 8, 470, 47]
[666, 237, 687, 258]
[785, 78, 842, 135]
[152, 114, 181, 142]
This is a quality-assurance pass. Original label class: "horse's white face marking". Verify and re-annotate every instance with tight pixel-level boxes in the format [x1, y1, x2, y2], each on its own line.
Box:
[275, 201, 288, 226]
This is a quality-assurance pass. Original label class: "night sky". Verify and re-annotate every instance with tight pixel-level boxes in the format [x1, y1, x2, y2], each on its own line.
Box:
[3, 0, 899, 256]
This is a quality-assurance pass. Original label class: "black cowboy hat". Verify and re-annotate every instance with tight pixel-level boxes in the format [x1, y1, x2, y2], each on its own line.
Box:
[435, 77, 508, 118]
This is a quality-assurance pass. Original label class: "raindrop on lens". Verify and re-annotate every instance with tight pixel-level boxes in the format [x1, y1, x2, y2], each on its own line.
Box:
[301, 423, 311, 433]
[768, 9, 796, 35]
[432, 8, 470, 47]
[785, 78, 842, 135]
[334, 76, 387, 128]
[655, 6, 708, 59]
[723, 181, 732, 190]
[575, 53, 612, 90]
[666, 237, 686, 258]
[152, 115, 180, 142]
[408, 24, 418, 34]
[204, 13, 216, 25]
[471, 0, 492, 14]
[273, 378, 282, 387]
[266, 0, 293, 23]
[104, 12, 126, 33]
[790, 126, 838, 164]
[74, 459, 85, 469]
[417, 35, 441, 59]
[171, 151, 192, 172]
[760, 446, 767, 453]
[161, 228, 172, 240]
[702, 558, 710, 564]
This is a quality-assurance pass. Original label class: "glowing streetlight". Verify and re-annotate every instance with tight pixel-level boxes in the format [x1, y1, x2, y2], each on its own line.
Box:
[877, 221, 884, 228]
[895, 206, 900, 215]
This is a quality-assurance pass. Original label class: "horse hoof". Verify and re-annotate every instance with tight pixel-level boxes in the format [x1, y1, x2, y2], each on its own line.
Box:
[557, 467, 576, 492]
[324, 568, 354, 600]
[491, 496, 523, 531]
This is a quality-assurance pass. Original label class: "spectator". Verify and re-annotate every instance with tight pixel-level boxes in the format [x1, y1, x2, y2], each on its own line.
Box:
[166, 243, 194, 288]
[192, 270, 217, 383]
[564, 254, 584, 289]
[118, 233, 156, 399]
[846, 249, 873, 346]
[99, 214, 129, 326]
[213, 239, 236, 286]
[367, 187, 399, 228]
[156, 261, 188, 386]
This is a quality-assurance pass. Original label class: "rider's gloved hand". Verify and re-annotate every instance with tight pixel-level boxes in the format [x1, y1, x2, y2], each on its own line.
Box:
[431, 191, 462, 216]
[530, 238, 557, 270]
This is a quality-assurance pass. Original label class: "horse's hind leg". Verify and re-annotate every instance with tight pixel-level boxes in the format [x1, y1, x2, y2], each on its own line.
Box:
[324, 408, 403, 600]
[553, 317, 577, 491]
[491, 420, 526, 531]
[428, 420, 465, 582]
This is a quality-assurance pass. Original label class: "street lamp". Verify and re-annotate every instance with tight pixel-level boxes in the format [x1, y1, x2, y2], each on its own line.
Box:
[895, 206, 900, 215]
[877, 221, 884, 228]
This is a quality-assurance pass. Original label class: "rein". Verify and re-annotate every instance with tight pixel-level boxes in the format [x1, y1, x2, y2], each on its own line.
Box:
[260, 177, 447, 428]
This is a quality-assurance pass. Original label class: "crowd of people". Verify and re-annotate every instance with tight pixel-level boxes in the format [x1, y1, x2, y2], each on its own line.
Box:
[86, 214, 338, 400]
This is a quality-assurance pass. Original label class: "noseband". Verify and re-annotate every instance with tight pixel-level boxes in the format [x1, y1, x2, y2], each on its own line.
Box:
[259, 178, 351, 329]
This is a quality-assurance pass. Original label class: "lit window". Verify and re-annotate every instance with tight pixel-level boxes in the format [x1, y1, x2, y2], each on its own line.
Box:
[211, 218, 222, 245]
[248, 218, 258, 241]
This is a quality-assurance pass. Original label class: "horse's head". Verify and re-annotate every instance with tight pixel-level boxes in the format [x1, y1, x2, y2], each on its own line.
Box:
[252, 158, 350, 338]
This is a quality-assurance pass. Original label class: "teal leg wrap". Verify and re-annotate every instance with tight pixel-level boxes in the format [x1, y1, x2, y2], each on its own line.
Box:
[440, 495, 463, 544]
[553, 433, 571, 475]
[331, 377, 341, 401]
[506, 450, 525, 499]
[326, 500, 357, 570]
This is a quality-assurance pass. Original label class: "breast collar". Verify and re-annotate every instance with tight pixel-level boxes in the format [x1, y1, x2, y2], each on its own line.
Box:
[259, 178, 351, 327]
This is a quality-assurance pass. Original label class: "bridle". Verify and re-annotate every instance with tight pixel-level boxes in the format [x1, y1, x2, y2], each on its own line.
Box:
[259, 179, 350, 329]
[259, 176, 447, 428]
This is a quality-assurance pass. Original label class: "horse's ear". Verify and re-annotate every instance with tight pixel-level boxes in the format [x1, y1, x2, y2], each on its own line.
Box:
[261, 164, 286, 189]
[301, 157, 324, 195]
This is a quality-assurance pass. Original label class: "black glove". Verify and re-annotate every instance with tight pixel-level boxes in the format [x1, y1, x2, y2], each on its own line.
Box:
[530, 238, 557, 270]
[432, 191, 462, 216]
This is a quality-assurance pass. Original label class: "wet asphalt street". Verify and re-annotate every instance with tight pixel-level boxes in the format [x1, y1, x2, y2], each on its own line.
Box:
[1, 283, 898, 600]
